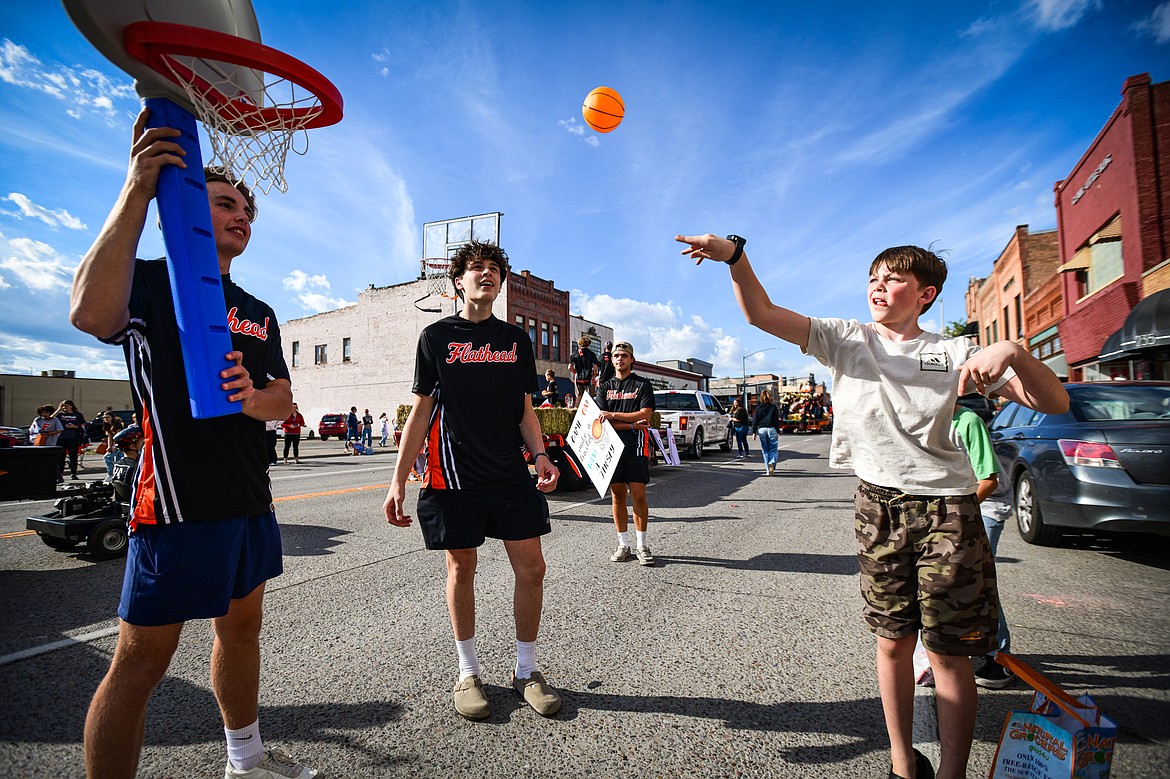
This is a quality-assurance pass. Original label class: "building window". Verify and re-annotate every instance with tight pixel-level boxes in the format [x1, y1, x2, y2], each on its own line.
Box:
[314, 344, 328, 365]
[291, 341, 300, 368]
[1075, 214, 1123, 298]
[343, 337, 352, 362]
[515, 314, 524, 330]
[541, 322, 550, 360]
[1003, 306, 1010, 342]
[552, 325, 560, 361]
[991, 321, 999, 343]
[1014, 295, 1023, 339]
[528, 318, 537, 353]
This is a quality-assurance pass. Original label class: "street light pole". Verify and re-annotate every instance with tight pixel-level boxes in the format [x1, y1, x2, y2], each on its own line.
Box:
[741, 347, 782, 409]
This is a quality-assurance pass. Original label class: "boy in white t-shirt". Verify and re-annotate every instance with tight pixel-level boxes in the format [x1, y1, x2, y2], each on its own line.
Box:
[676, 233, 1068, 779]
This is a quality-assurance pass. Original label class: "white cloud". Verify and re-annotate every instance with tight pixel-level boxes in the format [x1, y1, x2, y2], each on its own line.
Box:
[1132, 1, 1170, 43]
[0, 332, 128, 380]
[281, 270, 351, 312]
[379, 67, 390, 77]
[559, 117, 599, 147]
[1026, 0, 1101, 31]
[559, 118, 585, 137]
[295, 292, 353, 313]
[572, 291, 749, 375]
[283, 269, 331, 292]
[3, 192, 87, 230]
[0, 40, 137, 122]
[0, 233, 75, 291]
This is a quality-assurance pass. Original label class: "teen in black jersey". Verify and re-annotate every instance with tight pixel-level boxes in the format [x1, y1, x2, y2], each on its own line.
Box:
[595, 341, 657, 566]
[70, 110, 313, 779]
[385, 240, 563, 720]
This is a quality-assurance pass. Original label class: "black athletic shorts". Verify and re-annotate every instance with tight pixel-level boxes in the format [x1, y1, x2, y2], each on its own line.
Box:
[611, 447, 650, 485]
[417, 481, 551, 550]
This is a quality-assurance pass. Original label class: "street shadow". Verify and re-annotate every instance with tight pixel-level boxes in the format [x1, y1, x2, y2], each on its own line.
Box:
[776, 450, 824, 462]
[655, 552, 858, 575]
[553, 688, 888, 765]
[987, 652, 1170, 744]
[278, 524, 351, 557]
[552, 511, 743, 526]
[1060, 533, 1170, 571]
[0, 566, 123, 655]
[0, 644, 406, 762]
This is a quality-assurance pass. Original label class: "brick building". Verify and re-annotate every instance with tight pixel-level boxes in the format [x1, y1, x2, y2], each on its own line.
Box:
[508, 269, 570, 365]
[1054, 73, 1170, 381]
[963, 226, 1060, 367]
[280, 267, 583, 430]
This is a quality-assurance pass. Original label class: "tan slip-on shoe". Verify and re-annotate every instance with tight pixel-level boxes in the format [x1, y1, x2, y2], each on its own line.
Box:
[453, 674, 491, 720]
[511, 671, 562, 717]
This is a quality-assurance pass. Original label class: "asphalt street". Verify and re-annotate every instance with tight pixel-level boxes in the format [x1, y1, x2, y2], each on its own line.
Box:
[1, 435, 1167, 777]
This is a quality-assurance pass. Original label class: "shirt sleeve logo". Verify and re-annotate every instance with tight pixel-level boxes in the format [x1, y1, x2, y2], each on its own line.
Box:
[920, 352, 950, 372]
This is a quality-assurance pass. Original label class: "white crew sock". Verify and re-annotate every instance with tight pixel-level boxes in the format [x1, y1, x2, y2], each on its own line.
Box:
[636, 530, 648, 550]
[456, 636, 481, 680]
[225, 719, 264, 771]
[617, 531, 629, 547]
[516, 639, 538, 679]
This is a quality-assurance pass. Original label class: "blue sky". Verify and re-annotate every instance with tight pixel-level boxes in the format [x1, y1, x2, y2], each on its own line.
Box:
[1, 0, 1167, 385]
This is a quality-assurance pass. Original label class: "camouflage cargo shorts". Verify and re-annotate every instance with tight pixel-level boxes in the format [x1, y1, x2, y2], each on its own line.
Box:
[854, 480, 999, 656]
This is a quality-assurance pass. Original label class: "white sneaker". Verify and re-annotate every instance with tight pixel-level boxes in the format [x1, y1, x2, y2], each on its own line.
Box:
[610, 545, 631, 562]
[224, 747, 318, 778]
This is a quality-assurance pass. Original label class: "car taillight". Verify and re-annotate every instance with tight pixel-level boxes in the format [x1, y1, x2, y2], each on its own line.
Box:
[1058, 439, 1122, 468]
[679, 416, 689, 430]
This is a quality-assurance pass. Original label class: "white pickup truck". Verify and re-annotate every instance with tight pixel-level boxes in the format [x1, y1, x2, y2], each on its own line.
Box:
[654, 390, 733, 459]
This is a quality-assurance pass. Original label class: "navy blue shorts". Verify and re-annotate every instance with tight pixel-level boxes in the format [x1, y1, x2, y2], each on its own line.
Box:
[417, 481, 551, 550]
[118, 511, 283, 626]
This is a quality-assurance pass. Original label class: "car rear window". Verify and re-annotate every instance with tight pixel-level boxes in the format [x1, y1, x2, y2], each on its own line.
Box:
[321, 415, 342, 423]
[655, 394, 701, 411]
[1072, 386, 1170, 421]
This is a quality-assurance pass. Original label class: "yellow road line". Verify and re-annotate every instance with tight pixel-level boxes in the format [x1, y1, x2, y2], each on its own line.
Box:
[274, 484, 389, 502]
[5, 485, 390, 541]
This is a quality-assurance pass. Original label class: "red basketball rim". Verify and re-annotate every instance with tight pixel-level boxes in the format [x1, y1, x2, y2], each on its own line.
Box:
[123, 21, 343, 131]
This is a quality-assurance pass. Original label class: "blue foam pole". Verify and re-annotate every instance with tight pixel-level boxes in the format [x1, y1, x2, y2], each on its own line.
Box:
[144, 97, 240, 419]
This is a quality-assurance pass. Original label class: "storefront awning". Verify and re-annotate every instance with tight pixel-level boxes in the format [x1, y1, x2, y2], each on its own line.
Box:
[1058, 246, 1091, 273]
[1120, 288, 1170, 351]
[1095, 328, 1137, 362]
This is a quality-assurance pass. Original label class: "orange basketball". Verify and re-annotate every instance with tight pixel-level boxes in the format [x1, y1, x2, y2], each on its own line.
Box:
[582, 86, 624, 133]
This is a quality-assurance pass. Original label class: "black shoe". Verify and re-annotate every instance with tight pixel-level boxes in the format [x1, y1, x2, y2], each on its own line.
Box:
[974, 655, 1016, 689]
[888, 748, 934, 779]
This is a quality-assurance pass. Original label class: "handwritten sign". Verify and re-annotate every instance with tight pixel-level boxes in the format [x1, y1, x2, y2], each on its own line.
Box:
[566, 392, 625, 497]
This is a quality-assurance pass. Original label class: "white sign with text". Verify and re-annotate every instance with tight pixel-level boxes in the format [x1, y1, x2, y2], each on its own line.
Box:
[566, 392, 625, 498]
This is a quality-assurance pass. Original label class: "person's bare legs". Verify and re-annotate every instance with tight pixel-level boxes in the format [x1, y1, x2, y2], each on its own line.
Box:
[210, 584, 265, 728]
[876, 634, 918, 778]
[609, 483, 629, 533]
[628, 482, 649, 533]
[85, 621, 184, 779]
[928, 649, 978, 779]
[502, 537, 546, 642]
[446, 548, 478, 640]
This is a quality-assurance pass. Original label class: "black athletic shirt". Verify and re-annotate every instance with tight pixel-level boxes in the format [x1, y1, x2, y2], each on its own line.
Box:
[103, 259, 289, 525]
[596, 373, 656, 457]
[569, 349, 598, 384]
[413, 314, 537, 489]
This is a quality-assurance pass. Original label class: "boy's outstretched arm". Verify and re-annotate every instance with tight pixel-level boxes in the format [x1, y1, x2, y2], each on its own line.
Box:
[961, 341, 1069, 415]
[676, 233, 811, 350]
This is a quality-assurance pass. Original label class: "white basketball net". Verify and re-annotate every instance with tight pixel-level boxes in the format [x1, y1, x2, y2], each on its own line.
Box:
[162, 54, 326, 194]
[422, 259, 452, 298]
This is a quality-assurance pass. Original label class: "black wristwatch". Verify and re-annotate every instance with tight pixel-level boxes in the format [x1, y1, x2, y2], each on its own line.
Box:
[726, 234, 747, 265]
